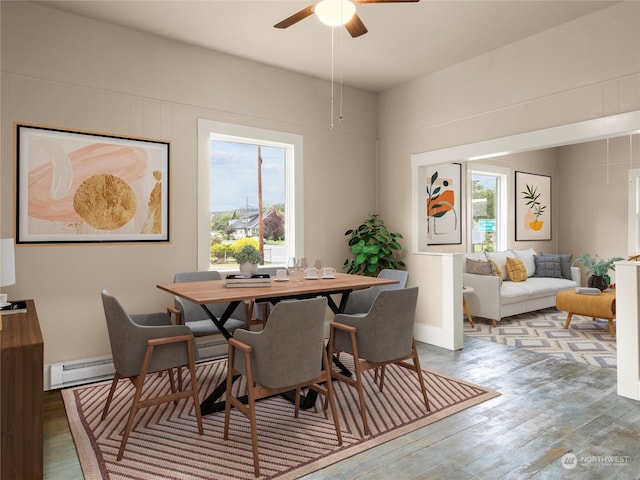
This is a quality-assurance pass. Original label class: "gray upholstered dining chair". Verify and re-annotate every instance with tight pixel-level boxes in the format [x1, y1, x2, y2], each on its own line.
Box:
[223, 297, 342, 477]
[246, 266, 283, 326]
[328, 286, 429, 435]
[100, 290, 203, 460]
[343, 268, 409, 314]
[167, 271, 249, 336]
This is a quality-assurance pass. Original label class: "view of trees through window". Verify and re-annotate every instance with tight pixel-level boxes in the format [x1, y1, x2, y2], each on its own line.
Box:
[209, 139, 286, 268]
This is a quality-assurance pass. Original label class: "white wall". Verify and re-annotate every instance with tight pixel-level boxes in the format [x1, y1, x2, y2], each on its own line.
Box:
[377, 2, 639, 335]
[0, 1, 378, 366]
[557, 135, 640, 282]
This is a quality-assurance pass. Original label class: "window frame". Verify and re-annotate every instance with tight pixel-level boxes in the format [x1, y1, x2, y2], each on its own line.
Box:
[197, 119, 304, 270]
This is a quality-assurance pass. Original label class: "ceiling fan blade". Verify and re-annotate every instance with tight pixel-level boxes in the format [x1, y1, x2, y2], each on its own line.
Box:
[344, 13, 368, 37]
[274, 5, 316, 29]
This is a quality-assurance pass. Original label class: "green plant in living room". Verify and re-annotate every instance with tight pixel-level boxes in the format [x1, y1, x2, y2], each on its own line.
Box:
[574, 253, 624, 290]
[343, 214, 405, 276]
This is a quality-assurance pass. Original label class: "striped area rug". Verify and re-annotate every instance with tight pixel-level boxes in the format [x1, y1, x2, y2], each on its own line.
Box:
[63, 355, 499, 479]
[464, 307, 617, 368]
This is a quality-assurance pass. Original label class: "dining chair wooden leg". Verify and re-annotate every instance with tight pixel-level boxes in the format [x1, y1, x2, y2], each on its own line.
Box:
[294, 388, 301, 417]
[346, 330, 370, 436]
[378, 365, 387, 392]
[321, 348, 343, 446]
[117, 341, 158, 461]
[168, 369, 179, 405]
[118, 369, 148, 461]
[409, 339, 430, 412]
[185, 341, 203, 434]
[101, 372, 122, 420]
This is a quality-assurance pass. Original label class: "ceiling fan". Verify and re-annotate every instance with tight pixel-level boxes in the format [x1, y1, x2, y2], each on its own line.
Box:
[274, 0, 420, 38]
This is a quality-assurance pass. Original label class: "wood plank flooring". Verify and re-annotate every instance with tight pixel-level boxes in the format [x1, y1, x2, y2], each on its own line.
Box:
[44, 337, 640, 479]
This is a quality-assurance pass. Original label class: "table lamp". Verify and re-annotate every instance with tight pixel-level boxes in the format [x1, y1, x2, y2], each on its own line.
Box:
[1, 237, 16, 294]
[0, 238, 16, 331]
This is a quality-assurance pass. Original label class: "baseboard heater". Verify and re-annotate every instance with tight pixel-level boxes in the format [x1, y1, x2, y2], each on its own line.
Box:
[47, 339, 228, 390]
[49, 355, 115, 390]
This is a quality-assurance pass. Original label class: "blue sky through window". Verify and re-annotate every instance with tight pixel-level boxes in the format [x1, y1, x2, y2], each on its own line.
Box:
[210, 140, 285, 212]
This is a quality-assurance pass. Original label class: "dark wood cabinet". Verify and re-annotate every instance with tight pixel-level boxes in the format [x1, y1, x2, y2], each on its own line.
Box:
[1, 300, 43, 479]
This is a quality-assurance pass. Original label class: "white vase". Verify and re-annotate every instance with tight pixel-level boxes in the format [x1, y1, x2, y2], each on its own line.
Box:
[239, 262, 258, 277]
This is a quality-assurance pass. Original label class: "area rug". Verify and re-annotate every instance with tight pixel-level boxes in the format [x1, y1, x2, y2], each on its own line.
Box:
[464, 307, 617, 369]
[63, 355, 499, 480]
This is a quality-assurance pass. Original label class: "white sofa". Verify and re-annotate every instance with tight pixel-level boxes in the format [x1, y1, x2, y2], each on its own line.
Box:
[462, 249, 580, 326]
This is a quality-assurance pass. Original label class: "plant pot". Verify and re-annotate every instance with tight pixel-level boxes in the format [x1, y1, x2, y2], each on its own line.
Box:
[587, 275, 609, 291]
[239, 262, 258, 277]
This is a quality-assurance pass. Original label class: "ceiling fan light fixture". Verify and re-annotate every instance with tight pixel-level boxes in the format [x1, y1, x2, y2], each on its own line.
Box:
[315, 0, 356, 27]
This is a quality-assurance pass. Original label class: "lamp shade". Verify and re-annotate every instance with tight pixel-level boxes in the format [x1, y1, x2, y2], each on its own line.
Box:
[0, 238, 16, 287]
[315, 0, 356, 27]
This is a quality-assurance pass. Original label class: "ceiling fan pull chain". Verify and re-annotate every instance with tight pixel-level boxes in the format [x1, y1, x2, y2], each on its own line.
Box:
[330, 26, 335, 130]
[339, 22, 344, 123]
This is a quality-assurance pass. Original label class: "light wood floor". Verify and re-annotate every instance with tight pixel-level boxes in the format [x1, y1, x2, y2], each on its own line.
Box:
[45, 335, 640, 479]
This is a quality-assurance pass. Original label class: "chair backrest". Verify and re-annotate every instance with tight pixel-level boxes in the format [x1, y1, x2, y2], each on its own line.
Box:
[336, 287, 419, 363]
[233, 297, 327, 389]
[102, 291, 141, 374]
[343, 269, 409, 314]
[378, 269, 409, 288]
[101, 290, 192, 377]
[173, 271, 247, 323]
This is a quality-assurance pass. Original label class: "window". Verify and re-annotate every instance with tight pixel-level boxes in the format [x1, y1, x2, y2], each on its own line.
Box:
[468, 165, 508, 252]
[198, 120, 303, 271]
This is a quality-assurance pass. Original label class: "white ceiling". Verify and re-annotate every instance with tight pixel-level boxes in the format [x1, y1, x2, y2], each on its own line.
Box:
[40, 0, 619, 92]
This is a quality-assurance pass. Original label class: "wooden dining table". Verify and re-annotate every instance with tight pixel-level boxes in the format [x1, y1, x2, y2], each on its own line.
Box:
[157, 272, 399, 414]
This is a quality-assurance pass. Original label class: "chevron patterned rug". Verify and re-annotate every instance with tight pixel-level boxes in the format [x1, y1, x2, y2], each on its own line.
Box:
[464, 307, 617, 369]
[63, 355, 498, 480]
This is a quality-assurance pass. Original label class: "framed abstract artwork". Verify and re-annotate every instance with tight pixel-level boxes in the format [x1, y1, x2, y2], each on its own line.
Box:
[16, 123, 170, 244]
[423, 162, 462, 245]
[515, 171, 551, 241]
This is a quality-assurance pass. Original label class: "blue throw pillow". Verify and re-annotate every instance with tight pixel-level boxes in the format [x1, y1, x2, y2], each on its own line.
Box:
[541, 252, 573, 280]
[534, 255, 562, 278]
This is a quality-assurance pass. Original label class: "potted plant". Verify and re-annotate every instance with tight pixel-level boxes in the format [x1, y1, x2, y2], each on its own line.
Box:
[574, 253, 624, 290]
[235, 244, 262, 277]
[343, 214, 405, 276]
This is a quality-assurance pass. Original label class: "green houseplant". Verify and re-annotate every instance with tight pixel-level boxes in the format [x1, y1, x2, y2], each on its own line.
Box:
[235, 244, 262, 276]
[343, 214, 405, 276]
[574, 253, 624, 290]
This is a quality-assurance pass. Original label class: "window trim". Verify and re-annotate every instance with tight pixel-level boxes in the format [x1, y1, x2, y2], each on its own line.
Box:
[197, 119, 304, 270]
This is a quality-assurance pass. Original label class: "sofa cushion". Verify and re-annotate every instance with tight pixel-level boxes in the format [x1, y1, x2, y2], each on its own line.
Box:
[485, 251, 516, 280]
[488, 260, 503, 283]
[466, 259, 496, 275]
[534, 255, 562, 278]
[541, 252, 573, 280]
[499, 277, 577, 306]
[463, 252, 487, 273]
[512, 248, 537, 277]
[499, 282, 531, 304]
[505, 257, 528, 282]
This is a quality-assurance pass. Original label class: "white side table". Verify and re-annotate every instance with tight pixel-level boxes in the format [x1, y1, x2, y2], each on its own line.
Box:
[462, 285, 475, 328]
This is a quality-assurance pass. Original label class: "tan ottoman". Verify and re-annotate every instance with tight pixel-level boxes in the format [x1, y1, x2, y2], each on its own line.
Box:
[556, 289, 616, 336]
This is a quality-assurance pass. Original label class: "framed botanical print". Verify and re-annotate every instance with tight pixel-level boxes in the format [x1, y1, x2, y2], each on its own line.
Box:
[423, 162, 462, 245]
[16, 123, 170, 244]
[515, 171, 551, 241]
